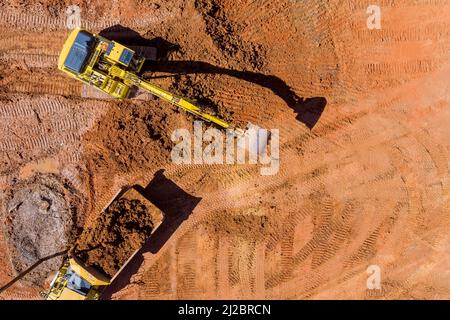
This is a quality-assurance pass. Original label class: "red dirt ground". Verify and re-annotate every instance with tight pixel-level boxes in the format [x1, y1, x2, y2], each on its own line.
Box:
[0, 0, 449, 299]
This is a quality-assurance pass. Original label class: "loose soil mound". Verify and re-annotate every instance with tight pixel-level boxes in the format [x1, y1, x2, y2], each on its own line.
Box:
[83, 101, 179, 174]
[75, 197, 157, 278]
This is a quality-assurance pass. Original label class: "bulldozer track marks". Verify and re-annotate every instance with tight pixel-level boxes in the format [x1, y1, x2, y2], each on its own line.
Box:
[344, 228, 382, 270]
[311, 201, 355, 269]
[411, 130, 449, 179]
[279, 227, 294, 281]
[61, 165, 86, 192]
[217, 236, 230, 295]
[1, 72, 81, 97]
[346, 0, 450, 11]
[58, 150, 83, 165]
[175, 231, 197, 297]
[240, 241, 256, 297]
[364, 60, 437, 76]
[0, 97, 109, 128]
[140, 264, 161, 298]
[0, 33, 63, 56]
[138, 251, 174, 298]
[263, 194, 364, 293]
[0, 132, 78, 151]
[0, 11, 65, 30]
[254, 242, 266, 298]
[0, 96, 67, 117]
[0, 53, 58, 68]
[0, 10, 178, 31]
[352, 24, 450, 43]
[264, 200, 319, 289]
[0, 97, 74, 118]
[0, 96, 107, 169]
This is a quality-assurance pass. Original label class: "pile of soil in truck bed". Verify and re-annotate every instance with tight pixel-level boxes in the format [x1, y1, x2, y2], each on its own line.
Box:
[74, 189, 163, 278]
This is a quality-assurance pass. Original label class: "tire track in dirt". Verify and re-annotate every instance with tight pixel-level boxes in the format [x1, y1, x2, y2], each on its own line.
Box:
[86, 0, 450, 300]
[254, 241, 266, 298]
[137, 251, 173, 299]
[60, 165, 87, 194]
[232, 239, 256, 298]
[7, 79, 81, 97]
[264, 199, 318, 290]
[216, 235, 230, 296]
[0, 97, 109, 154]
[175, 230, 197, 298]
[0, 53, 58, 68]
[0, 96, 74, 117]
[227, 238, 240, 291]
[352, 23, 450, 44]
[261, 132, 409, 297]
[347, 0, 450, 11]
[0, 30, 65, 55]
[113, 125, 442, 298]
[0, 9, 180, 32]
[0, 11, 66, 30]
[0, 132, 78, 151]
[273, 129, 440, 298]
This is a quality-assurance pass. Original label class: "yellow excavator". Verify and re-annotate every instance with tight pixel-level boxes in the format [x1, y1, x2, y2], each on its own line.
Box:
[58, 28, 230, 128]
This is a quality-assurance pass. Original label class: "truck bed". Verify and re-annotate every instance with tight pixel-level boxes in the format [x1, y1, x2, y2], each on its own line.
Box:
[73, 187, 164, 278]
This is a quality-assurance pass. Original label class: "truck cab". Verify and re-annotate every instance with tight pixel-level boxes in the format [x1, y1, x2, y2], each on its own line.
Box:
[46, 257, 109, 300]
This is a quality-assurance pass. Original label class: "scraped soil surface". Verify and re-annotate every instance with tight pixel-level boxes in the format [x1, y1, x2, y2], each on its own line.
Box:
[0, 0, 449, 299]
[2, 174, 83, 285]
[75, 197, 156, 278]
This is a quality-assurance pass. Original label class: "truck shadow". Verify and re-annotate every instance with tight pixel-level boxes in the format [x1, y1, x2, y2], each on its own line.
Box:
[137, 169, 202, 254]
[101, 169, 201, 299]
[99, 25, 326, 129]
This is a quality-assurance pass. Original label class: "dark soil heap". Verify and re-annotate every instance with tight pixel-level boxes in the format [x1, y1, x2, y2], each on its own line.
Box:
[75, 198, 156, 278]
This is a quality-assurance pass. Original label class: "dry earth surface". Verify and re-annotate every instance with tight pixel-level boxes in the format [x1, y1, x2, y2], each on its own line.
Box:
[0, 0, 449, 299]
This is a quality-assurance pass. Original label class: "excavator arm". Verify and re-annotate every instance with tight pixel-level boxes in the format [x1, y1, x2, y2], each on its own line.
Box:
[139, 79, 230, 129]
[118, 68, 230, 128]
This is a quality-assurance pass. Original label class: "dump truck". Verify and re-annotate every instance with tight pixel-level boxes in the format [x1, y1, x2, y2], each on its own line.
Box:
[45, 186, 164, 300]
[58, 28, 230, 129]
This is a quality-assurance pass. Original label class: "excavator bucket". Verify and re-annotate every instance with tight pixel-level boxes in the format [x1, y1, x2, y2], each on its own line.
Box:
[241, 122, 270, 161]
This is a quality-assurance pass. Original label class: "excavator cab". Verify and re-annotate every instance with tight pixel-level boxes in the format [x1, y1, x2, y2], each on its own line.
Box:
[58, 28, 145, 99]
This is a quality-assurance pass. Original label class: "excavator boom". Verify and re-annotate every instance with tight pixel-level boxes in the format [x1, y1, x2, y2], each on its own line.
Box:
[131, 74, 230, 128]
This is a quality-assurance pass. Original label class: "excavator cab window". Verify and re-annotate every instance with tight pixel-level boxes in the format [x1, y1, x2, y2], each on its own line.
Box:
[64, 31, 96, 74]
[65, 267, 92, 296]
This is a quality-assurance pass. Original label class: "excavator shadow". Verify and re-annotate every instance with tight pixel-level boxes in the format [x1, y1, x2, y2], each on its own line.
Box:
[99, 25, 326, 129]
[98, 25, 179, 61]
[101, 169, 201, 299]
